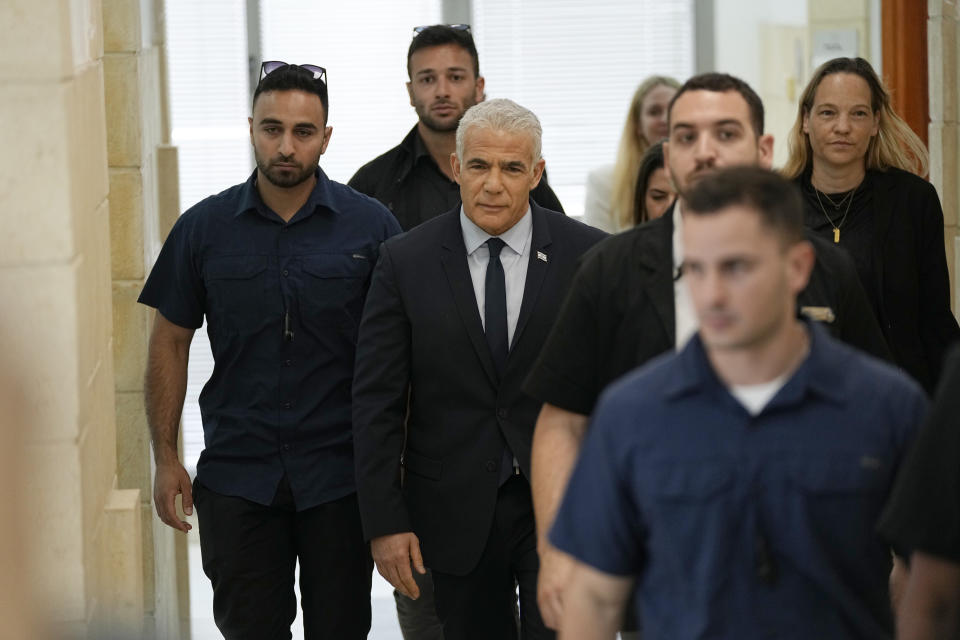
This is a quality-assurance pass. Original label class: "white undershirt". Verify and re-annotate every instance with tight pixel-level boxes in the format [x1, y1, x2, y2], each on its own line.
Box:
[672, 201, 698, 350]
[730, 374, 790, 416]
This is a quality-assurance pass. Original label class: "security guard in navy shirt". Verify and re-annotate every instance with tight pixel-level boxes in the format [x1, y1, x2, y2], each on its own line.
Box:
[550, 168, 925, 640]
[139, 62, 400, 639]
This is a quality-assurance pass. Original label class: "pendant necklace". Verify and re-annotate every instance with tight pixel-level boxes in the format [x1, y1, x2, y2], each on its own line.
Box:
[814, 184, 856, 243]
[818, 186, 855, 210]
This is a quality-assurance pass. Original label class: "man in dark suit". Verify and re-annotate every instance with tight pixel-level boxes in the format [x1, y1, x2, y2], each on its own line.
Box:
[352, 98, 605, 640]
[526, 73, 893, 633]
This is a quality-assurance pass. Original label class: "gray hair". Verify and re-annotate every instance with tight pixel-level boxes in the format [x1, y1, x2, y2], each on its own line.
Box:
[455, 98, 543, 164]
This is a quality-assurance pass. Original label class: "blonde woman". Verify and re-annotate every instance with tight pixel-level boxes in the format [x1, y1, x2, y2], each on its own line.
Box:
[784, 57, 959, 391]
[583, 76, 679, 232]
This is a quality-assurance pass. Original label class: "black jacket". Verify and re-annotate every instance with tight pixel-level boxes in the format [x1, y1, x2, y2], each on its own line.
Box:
[524, 204, 892, 416]
[797, 168, 960, 392]
[352, 203, 605, 575]
[348, 125, 564, 231]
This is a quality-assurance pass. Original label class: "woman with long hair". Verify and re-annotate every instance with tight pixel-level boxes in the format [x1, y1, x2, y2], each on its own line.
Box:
[632, 140, 674, 225]
[783, 56, 959, 391]
[583, 75, 680, 233]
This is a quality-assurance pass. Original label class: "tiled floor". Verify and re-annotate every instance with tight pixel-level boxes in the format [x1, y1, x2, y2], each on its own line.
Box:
[187, 521, 403, 640]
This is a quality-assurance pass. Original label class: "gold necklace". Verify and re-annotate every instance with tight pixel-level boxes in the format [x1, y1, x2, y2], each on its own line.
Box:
[813, 184, 856, 243]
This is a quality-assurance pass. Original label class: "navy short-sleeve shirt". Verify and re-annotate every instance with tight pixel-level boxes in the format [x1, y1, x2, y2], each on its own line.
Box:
[551, 323, 926, 639]
[139, 169, 401, 510]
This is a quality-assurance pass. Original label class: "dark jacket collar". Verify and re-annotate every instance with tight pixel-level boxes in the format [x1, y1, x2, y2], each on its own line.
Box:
[630, 206, 677, 345]
[633, 205, 675, 272]
[395, 125, 435, 184]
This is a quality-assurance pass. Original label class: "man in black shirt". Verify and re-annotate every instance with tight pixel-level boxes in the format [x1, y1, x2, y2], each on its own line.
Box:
[349, 24, 563, 231]
[525, 73, 891, 634]
[878, 344, 960, 639]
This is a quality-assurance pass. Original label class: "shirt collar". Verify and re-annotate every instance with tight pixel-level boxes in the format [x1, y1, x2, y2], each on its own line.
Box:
[397, 126, 441, 183]
[410, 126, 433, 164]
[459, 206, 533, 257]
[664, 319, 848, 407]
[235, 167, 337, 220]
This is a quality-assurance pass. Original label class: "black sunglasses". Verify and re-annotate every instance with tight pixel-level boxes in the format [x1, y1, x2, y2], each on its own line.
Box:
[259, 61, 327, 84]
[412, 23, 471, 35]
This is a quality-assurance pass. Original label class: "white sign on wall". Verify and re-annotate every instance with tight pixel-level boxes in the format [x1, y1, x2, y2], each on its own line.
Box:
[811, 28, 859, 69]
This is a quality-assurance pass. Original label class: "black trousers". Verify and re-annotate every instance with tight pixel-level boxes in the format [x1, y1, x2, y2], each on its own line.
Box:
[432, 475, 554, 640]
[194, 477, 373, 640]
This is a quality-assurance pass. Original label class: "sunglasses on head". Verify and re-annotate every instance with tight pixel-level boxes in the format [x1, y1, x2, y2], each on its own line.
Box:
[259, 61, 327, 84]
[412, 23, 471, 36]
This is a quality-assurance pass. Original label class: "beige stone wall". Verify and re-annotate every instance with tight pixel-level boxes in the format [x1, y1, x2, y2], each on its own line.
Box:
[104, 0, 190, 637]
[0, 0, 187, 637]
[929, 0, 960, 314]
[0, 0, 145, 636]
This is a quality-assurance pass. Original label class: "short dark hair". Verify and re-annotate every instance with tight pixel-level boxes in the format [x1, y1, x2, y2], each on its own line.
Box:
[253, 64, 329, 121]
[407, 25, 480, 79]
[683, 167, 804, 245]
[633, 140, 666, 225]
[667, 73, 764, 137]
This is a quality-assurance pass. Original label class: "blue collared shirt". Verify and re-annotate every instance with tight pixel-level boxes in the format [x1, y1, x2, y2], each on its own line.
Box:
[551, 322, 926, 639]
[139, 169, 401, 510]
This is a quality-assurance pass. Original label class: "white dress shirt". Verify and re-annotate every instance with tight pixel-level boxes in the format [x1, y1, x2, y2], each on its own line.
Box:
[460, 207, 532, 349]
[672, 200, 698, 350]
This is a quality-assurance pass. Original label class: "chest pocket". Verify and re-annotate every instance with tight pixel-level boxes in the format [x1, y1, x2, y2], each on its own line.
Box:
[205, 256, 269, 334]
[298, 254, 371, 333]
[644, 462, 738, 578]
[786, 453, 890, 531]
[652, 463, 734, 501]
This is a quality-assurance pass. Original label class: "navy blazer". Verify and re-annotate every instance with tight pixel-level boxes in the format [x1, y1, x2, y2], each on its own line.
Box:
[352, 202, 605, 575]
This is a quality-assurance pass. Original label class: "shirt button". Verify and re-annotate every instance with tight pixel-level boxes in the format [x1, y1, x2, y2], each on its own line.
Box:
[485, 459, 498, 472]
[497, 408, 508, 419]
[282, 401, 292, 410]
[282, 444, 291, 451]
[282, 269, 289, 277]
[283, 359, 292, 367]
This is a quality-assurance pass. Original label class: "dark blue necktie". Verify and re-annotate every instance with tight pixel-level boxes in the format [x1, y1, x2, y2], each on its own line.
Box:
[484, 238, 516, 485]
[484, 238, 509, 374]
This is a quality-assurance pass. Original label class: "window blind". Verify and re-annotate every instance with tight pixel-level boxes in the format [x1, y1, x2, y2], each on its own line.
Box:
[259, 1, 443, 183]
[472, 0, 694, 215]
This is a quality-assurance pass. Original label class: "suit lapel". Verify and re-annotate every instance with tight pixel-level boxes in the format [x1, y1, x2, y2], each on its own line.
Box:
[636, 210, 677, 346]
[510, 204, 552, 352]
[439, 211, 500, 387]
